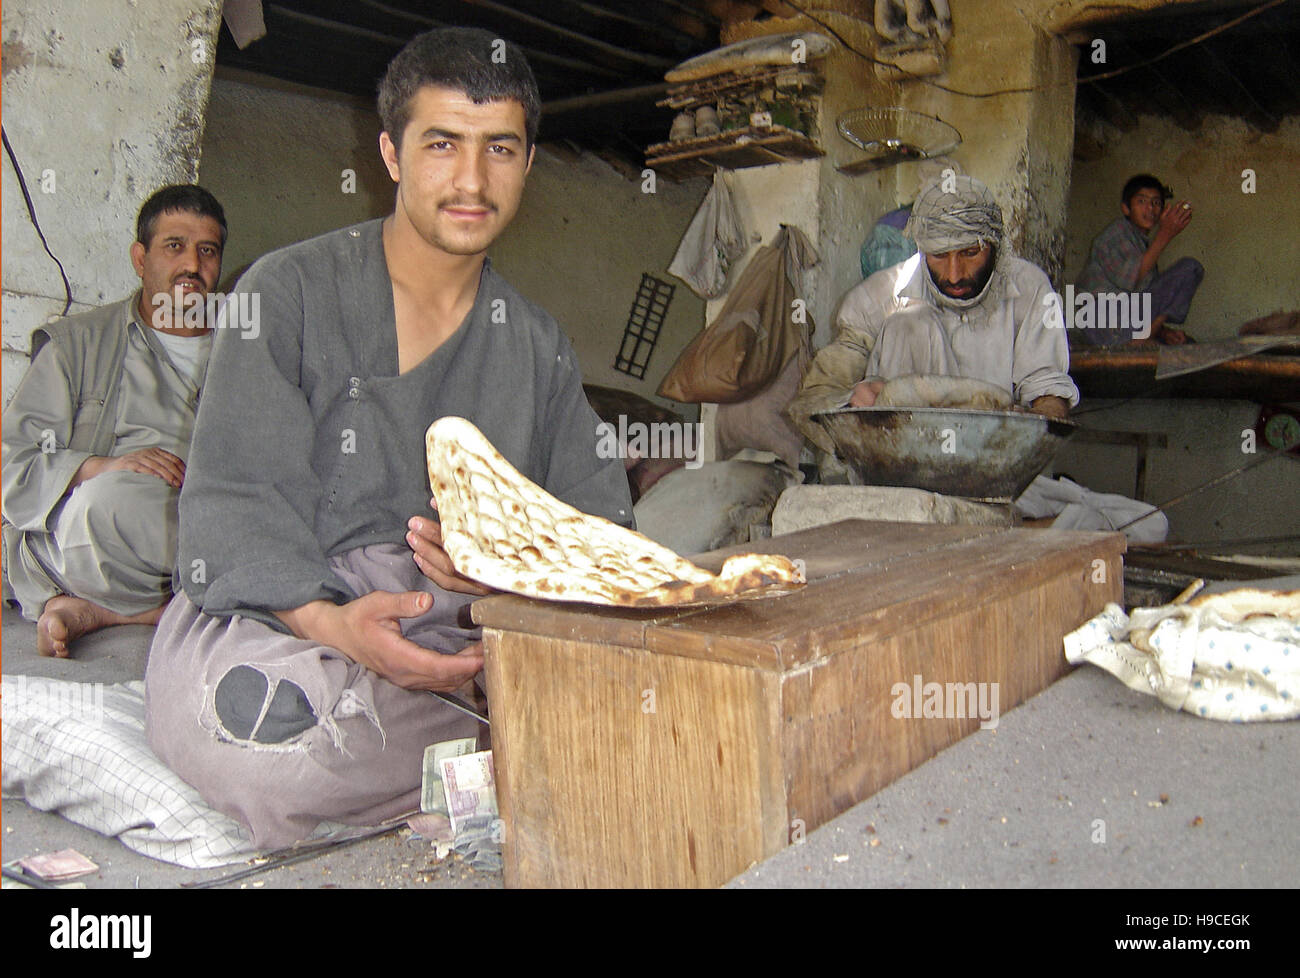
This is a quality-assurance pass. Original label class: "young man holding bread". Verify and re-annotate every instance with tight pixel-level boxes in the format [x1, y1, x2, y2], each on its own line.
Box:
[145, 28, 632, 849]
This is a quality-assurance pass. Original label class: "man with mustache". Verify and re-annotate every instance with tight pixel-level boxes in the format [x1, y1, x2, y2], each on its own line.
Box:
[789, 174, 1077, 457]
[2, 184, 227, 657]
[144, 28, 632, 849]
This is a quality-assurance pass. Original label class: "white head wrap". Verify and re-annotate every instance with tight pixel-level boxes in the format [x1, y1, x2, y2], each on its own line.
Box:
[904, 174, 1009, 309]
[904, 174, 1004, 255]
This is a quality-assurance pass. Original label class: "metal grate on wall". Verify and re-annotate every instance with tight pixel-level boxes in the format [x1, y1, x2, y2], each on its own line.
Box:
[613, 274, 675, 380]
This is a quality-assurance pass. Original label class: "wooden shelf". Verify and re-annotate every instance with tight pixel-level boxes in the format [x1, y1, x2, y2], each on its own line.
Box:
[656, 65, 823, 111]
[645, 126, 824, 180]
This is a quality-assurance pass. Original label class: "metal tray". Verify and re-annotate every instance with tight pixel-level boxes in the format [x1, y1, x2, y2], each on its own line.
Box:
[812, 405, 1077, 502]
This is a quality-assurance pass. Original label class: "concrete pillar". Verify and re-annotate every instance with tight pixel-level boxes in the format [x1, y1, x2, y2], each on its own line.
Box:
[2, 0, 224, 404]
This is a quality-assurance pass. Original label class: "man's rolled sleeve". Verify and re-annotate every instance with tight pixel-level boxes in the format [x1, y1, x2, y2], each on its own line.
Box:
[1013, 275, 1080, 408]
[1, 345, 95, 531]
[786, 283, 886, 453]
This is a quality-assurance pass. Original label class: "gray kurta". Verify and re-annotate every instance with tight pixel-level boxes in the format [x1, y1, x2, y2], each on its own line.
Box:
[147, 219, 634, 848]
[2, 295, 206, 618]
[175, 219, 632, 628]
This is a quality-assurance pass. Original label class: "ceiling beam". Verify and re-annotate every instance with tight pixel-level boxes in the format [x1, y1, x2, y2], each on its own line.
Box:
[543, 83, 673, 116]
[1193, 43, 1282, 131]
[456, 0, 678, 70]
[276, 2, 627, 82]
[515, 0, 704, 53]
[1143, 61, 1205, 131]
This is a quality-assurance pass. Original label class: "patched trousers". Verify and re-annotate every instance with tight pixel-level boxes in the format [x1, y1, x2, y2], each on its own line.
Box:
[144, 543, 481, 850]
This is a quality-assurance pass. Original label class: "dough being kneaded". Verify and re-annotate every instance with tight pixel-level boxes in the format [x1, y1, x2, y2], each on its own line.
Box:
[872, 374, 1012, 411]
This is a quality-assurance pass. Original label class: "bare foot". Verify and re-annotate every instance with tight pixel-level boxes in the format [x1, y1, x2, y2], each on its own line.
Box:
[36, 595, 167, 658]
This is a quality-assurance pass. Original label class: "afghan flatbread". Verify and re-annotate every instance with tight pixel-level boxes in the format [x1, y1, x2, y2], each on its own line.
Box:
[1186, 588, 1300, 622]
[425, 417, 804, 607]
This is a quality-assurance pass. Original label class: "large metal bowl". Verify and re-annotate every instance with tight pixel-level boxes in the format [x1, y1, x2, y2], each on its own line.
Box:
[812, 406, 1077, 502]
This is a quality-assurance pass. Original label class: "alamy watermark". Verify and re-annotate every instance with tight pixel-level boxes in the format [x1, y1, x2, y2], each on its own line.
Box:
[49, 909, 150, 958]
[149, 290, 261, 338]
[890, 673, 1000, 730]
[596, 415, 702, 470]
[1041, 285, 1152, 339]
[5, 674, 105, 723]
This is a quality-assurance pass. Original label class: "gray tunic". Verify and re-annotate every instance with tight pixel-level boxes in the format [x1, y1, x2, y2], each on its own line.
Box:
[179, 218, 633, 625]
[2, 295, 206, 617]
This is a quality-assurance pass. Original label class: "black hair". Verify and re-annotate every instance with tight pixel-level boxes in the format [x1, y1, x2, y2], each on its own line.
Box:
[378, 27, 541, 151]
[1122, 174, 1171, 208]
[136, 184, 227, 248]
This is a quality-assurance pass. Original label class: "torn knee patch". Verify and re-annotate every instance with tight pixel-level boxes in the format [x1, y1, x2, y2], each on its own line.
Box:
[214, 665, 317, 745]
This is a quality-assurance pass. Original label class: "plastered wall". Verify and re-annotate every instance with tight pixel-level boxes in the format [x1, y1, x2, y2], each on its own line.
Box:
[1065, 113, 1300, 340]
[1051, 398, 1299, 549]
[197, 67, 394, 288]
[1, 0, 224, 404]
[488, 147, 709, 408]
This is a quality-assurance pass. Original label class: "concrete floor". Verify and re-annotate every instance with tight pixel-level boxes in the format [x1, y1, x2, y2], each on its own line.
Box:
[0, 606, 500, 889]
[730, 663, 1298, 888]
[732, 575, 1300, 889]
[3, 582, 1297, 890]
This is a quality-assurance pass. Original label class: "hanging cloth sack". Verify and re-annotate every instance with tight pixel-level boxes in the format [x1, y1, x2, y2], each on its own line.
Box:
[667, 171, 747, 300]
[659, 224, 818, 404]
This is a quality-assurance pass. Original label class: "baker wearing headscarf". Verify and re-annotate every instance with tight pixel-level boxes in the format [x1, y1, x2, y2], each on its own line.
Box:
[788, 173, 1077, 455]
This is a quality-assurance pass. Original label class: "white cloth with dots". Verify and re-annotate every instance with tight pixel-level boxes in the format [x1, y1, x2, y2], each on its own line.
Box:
[1064, 599, 1299, 722]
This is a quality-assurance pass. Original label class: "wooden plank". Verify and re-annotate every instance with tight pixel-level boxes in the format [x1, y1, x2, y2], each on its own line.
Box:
[645, 126, 820, 161]
[472, 520, 1007, 646]
[690, 519, 1002, 575]
[484, 632, 785, 888]
[483, 523, 1121, 888]
[1125, 548, 1280, 581]
[781, 559, 1117, 832]
[1070, 428, 1169, 449]
[484, 539, 1120, 886]
[470, 597, 671, 650]
[473, 522, 1121, 670]
[1070, 347, 1300, 401]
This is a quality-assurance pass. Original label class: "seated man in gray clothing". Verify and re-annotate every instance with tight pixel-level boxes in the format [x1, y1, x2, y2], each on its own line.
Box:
[144, 28, 633, 849]
[2, 185, 226, 657]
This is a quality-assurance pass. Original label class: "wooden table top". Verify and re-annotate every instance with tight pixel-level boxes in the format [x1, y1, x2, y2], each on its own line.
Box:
[472, 520, 1125, 672]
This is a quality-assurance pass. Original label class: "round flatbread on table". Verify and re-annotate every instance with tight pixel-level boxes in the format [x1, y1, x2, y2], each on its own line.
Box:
[425, 417, 804, 607]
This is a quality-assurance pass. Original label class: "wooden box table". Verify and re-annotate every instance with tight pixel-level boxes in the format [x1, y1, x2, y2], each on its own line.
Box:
[472, 519, 1124, 888]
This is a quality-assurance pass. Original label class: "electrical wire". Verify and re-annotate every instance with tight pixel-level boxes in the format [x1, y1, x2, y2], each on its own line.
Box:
[779, 0, 1292, 100]
[2, 125, 74, 316]
[1077, 0, 1291, 84]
